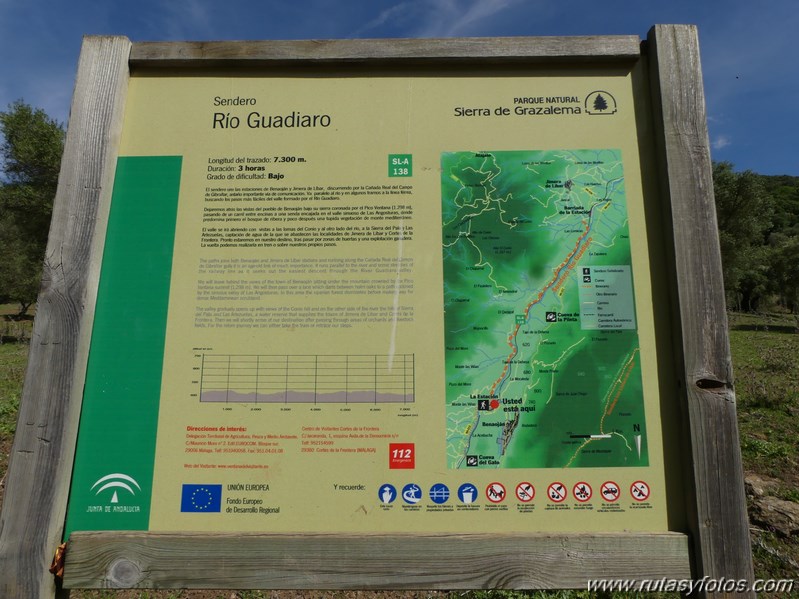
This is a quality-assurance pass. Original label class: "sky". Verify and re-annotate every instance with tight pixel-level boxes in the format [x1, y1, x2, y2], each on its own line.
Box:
[0, 0, 796, 176]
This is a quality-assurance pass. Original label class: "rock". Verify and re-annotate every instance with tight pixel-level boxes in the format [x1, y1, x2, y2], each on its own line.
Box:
[744, 472, 781, 497]
[750, 496, 799, 537]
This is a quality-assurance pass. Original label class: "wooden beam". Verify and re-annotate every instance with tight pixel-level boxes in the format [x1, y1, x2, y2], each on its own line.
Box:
[0, 36, 131, 599]
[64, 531, 691, 589]
[129, 36, 641, 68]
[645, 24, 754, 596]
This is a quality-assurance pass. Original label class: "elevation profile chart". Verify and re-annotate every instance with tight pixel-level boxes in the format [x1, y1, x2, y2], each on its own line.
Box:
[200, 354, 415, 404]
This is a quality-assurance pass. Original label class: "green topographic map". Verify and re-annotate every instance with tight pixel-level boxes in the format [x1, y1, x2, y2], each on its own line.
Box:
[442, 149, 648, 469]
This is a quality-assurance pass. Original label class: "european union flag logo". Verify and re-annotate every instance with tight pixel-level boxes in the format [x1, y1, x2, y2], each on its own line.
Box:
[180, 484, 222, 512]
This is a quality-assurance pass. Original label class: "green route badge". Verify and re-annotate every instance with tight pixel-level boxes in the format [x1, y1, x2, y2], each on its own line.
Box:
[388, 154, 412, 177]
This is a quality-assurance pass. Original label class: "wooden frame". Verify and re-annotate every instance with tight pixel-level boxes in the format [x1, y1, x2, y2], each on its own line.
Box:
[0, 25, 753, 597]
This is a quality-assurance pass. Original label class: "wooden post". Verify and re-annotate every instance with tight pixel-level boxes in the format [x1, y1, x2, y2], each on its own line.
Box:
[0, 36, 131, 599]
[646, 24, 755, 596]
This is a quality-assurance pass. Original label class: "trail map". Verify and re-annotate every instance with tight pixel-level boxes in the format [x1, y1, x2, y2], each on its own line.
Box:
[442, 150, 648, 469]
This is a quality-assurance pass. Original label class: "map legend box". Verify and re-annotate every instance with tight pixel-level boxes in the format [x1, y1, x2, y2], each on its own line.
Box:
[578, 266, 637, 330]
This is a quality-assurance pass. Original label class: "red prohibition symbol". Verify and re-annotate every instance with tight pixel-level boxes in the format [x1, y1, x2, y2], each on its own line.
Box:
[486, 482, 506, 503]
[600, 480, 621, 502]
[572, 481, 592, 502]
[630, 480, 651, 501]
[547, 481, 567, 503]
[515, 482, 535, 502]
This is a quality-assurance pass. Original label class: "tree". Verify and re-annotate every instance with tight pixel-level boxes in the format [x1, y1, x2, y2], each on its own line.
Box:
[0, 100, 64, 314]
[761, 175, 799, 237]
[0, 219, 43, 315]
[768, 234, 799, 313]
[712, 162, 773, 311]
[592, 94, 608, 112]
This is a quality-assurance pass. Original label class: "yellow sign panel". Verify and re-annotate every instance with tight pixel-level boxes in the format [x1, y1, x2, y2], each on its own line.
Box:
[98, 67, 667, 533]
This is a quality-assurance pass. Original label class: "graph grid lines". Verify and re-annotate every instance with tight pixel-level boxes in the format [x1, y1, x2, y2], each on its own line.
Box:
[200, 353, 415, 404]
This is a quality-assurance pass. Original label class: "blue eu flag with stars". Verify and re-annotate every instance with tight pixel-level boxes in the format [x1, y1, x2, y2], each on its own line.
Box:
[181, 484, 222, 512]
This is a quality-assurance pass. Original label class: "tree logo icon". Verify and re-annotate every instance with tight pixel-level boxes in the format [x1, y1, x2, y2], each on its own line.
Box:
[585, 91, 617, 115]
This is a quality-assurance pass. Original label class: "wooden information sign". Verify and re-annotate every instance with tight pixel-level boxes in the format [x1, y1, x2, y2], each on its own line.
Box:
[0, 25, 754, 597]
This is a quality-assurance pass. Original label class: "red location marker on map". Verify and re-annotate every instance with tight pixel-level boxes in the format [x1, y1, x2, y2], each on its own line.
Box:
[490, 399, 500, 410]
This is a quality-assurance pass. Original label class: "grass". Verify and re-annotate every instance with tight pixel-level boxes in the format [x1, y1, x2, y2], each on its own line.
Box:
[0, 311, 796, 597]
[0, 343, 25, 432]
[0, 342, 27, 485]
[729, 312, 799, 481]
[728, 311, 799, 585]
